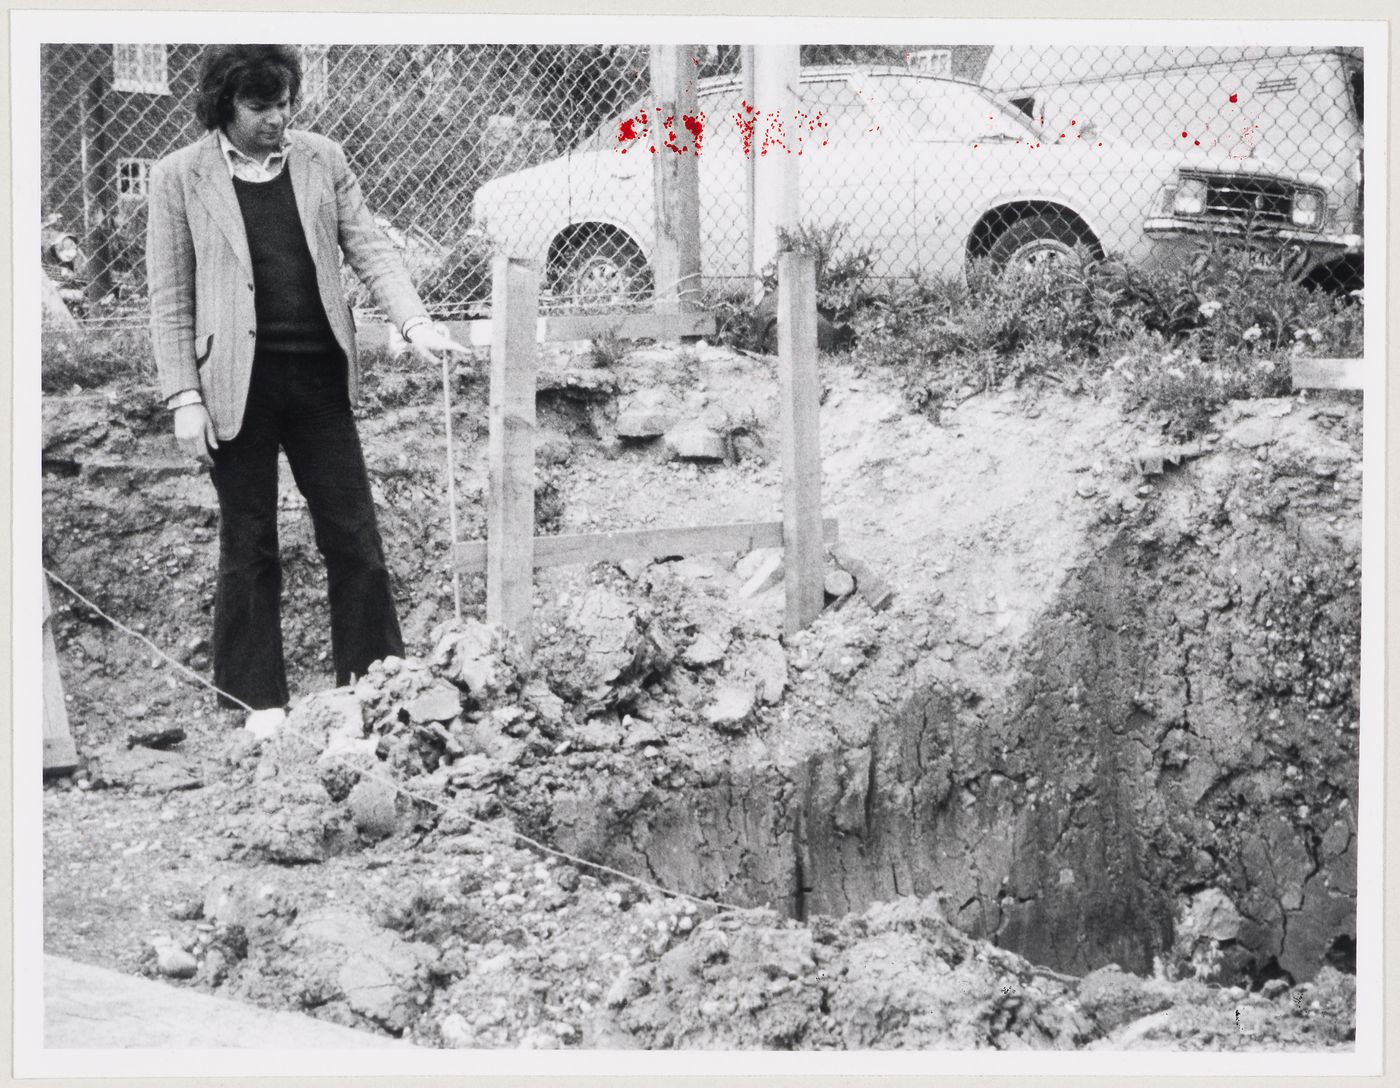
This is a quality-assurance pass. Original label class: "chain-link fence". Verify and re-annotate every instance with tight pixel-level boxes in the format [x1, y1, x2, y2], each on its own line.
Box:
[39, 43, 1363, 331]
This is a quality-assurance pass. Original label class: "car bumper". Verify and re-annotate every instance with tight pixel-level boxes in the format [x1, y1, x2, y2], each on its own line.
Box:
[1142, 217, 1362, 275]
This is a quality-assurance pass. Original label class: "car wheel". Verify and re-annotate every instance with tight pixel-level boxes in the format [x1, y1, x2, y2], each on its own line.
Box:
[987, 212, 1094, 277]
[555, 233, 651, 308]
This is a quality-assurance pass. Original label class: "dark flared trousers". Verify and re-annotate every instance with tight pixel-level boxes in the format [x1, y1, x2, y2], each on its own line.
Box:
[209, 346, 403, 711]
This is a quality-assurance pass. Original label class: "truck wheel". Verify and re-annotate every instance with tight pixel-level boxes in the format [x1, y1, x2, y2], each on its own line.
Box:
[987, 212, 1095, 277]
[556, 233, 651, 308]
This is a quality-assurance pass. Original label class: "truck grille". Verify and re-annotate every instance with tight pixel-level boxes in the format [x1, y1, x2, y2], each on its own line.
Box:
[1188, 173, 1295, 225]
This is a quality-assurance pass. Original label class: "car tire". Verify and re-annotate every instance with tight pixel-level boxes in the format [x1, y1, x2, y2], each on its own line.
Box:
[986, 212, 1095, 277]
[555, 233, 652, 308]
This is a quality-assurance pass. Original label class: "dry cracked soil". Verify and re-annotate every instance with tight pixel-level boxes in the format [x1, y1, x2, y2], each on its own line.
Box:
[40, 337, 1361, 1050]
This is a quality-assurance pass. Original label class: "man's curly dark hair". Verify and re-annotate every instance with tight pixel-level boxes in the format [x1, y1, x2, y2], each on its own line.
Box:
[194, 44, 302, 131]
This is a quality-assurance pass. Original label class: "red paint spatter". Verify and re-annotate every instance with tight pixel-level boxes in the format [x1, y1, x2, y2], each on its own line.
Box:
[682, 112, 705, 155]
[1229, 93, 1238, 103]
[734, 100, 758, 157]
[1181, 130, 1190, 139]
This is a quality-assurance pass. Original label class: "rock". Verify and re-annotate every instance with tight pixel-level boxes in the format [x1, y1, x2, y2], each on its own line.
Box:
[736, 638, 788, 705]
[347, 778, 401, 840]
[623, 721, 663, 748]
[523, 680, 565, 727]
[568, 587, 642, 684]
[682, 632, 727, 668]
[152, 942, 198, 980]
[439, 1011, 474, 1047]
[1078, 965, 1174, 1032]
[91, 747, 201, 793]
[617, 407, 677, 439]
[824, 570, 856, 599]
[284, 907, 434, 1033]
[203, 877, 293, 941]
[404, 682, 462, 724]
[705, 684, 756, 732]
[127, 726, 187, 750]
[663, 420, 727, 461]
[430, 620, 522, 700]
[1178, 888, 1244, 943]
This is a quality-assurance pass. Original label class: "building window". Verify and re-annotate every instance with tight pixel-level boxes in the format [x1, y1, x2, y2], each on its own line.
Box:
[299, 44, 330, 106]
[906, 48, 952, 77]
[112, 43, 169, 94]
[117, 158, 151, 198]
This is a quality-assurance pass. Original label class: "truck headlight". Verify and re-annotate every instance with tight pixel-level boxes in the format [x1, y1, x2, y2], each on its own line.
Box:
[1292, 190, 1323, 228]
[1172, 177, 1207, 216]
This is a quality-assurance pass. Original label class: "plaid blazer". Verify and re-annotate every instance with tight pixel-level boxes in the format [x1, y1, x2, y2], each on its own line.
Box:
[146, 128, 428, 440]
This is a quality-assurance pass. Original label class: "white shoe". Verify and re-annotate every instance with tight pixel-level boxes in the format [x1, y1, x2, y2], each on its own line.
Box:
[244, 708, 287, 739]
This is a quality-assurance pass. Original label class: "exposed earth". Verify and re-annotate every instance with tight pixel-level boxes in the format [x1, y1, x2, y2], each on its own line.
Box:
[40, 334, 1361, 1049]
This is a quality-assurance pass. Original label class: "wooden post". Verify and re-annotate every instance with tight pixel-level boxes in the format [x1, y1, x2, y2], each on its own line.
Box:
[649, 45, 702, 314]
[487, 257, 538, 651]
[778, 252, 823, 636]
[751, 45, 800, 300]
[43, 579, 79, 775]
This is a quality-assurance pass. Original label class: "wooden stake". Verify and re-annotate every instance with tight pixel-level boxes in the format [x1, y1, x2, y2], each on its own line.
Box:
[487, 257, 538, 651]
[649, 45, 702, 313]
[42, 578, 79, 775]
[778, 252, 823, 636]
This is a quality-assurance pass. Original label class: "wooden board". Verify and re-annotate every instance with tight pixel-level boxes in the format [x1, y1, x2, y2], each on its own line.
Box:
[457, 518, 840, 574]
[42, 578, 79, 775]
[1291, 357, 1365, 391]
[778, 252, 825, 636]
[486, 257, 538, 651]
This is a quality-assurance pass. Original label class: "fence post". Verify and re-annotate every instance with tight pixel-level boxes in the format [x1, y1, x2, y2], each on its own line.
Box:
[649, 44, 702, 313]
[487, 256, 538, 652]
[778, 251, 823, 636]
[750, 45, 800, 300]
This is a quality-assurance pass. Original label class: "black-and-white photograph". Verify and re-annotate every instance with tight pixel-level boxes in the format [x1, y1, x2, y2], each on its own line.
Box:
[12, 11, 1383, 1077]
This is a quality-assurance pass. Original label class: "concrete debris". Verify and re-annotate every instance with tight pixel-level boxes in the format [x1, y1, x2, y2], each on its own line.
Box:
[704, 684, 756, 732]
[681, 632, 727, 668]
[663, 420, 727, 462]
[404, 682, 462, 724]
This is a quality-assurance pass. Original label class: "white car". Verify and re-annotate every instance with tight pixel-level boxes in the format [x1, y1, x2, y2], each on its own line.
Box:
[470, 65, 1356, 304]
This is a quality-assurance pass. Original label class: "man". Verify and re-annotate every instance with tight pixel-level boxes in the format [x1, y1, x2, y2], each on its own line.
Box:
[147, 44, 464, 737]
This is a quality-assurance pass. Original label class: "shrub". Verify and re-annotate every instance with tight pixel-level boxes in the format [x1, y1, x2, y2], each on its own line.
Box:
[854, 236, 1364, 437]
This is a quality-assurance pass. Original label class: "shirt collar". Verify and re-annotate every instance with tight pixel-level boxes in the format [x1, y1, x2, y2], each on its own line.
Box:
[217, 129, 290, 173]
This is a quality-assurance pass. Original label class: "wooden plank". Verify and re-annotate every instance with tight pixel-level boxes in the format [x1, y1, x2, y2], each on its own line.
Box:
[487, 257, 538, 651]
[649, 44, 703, 314]
[42, 578, 79, 775]
[1291, 357, 1365, 391]
[457, 517, 839, 574]
[358, 311, 717, 353]
[778, 252, 824, 636]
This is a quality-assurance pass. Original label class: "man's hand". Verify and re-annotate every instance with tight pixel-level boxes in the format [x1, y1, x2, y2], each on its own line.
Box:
[404, 321, 470, 363]
[173, 403, 218, 465]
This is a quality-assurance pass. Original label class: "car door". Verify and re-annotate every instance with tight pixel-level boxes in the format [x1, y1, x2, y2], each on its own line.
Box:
[793, 73, 919, 278]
